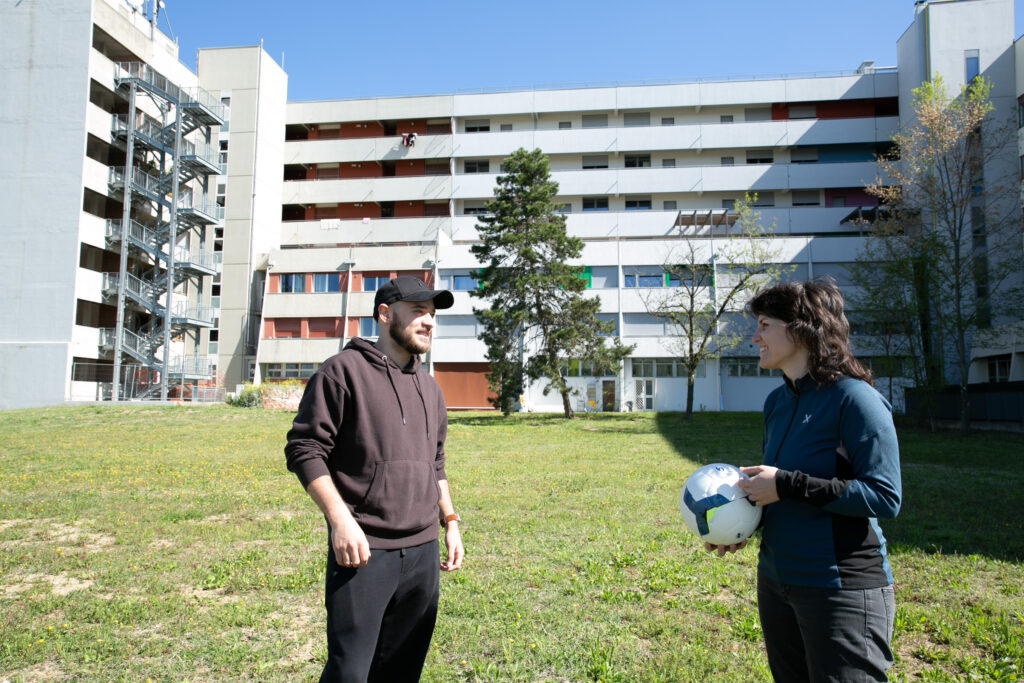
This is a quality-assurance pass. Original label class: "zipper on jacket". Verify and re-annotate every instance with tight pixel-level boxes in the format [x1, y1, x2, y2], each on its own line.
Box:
[770, 392, 801, 466]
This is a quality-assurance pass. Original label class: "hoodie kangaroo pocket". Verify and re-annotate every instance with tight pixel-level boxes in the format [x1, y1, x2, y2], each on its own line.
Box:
[360, 460, 439, 530]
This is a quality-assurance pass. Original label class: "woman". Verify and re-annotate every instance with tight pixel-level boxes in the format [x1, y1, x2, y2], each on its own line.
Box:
[710, 279, 902, 682]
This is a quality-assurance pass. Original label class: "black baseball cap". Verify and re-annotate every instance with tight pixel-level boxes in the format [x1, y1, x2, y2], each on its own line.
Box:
[373, 276, 454, 320]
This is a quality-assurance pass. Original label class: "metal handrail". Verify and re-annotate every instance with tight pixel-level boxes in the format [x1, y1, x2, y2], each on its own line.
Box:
[114, 62, 228, 122]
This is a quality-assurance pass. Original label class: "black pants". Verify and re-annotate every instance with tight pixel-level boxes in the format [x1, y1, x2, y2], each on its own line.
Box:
[757, 573, 895, 683]
[320, 539, 439, 683]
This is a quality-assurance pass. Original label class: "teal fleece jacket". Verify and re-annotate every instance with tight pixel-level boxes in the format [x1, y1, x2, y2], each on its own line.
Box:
[758, 374, 902, 589]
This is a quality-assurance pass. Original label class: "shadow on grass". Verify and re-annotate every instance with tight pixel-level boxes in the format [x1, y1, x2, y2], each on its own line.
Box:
[651, 411, 1024, 563]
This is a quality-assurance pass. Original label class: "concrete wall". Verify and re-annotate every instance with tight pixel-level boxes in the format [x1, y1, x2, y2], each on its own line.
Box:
[0, 0, 95, 407]
[197, 46, 288, 388]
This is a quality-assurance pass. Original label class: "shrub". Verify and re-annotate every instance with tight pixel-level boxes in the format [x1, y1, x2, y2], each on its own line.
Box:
[226, 384, 262, 408]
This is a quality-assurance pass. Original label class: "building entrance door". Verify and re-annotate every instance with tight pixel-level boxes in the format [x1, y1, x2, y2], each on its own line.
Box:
[602, 380, 616, 412]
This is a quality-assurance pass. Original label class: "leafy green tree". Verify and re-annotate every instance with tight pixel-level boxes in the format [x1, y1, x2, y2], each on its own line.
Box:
[643, 195, 791, 416]
[855, 76, 1023, 432]
[471, 148, 633, 418]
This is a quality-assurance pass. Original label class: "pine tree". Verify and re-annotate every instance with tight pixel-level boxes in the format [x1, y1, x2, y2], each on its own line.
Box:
[471, 148, 633, 417]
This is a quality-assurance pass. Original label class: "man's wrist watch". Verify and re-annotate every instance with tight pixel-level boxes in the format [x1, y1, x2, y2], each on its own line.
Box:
[442, 513, 461, 527]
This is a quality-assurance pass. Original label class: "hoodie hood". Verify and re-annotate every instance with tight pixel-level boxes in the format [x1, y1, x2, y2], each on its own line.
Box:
[345, 336, 423, 374]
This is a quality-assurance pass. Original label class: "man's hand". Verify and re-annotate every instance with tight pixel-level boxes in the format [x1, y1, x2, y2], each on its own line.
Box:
[330, 515, 371, 568]
[705, 540, 748, 557]
[441, 522, 464, 572]
[738, 465, 781, 506]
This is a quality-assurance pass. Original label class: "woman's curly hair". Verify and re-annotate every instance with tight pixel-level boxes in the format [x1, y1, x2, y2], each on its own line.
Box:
[748, 277, 873, 387]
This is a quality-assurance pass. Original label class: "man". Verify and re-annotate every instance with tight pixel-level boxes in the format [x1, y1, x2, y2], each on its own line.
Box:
[285, 275, 465, 682]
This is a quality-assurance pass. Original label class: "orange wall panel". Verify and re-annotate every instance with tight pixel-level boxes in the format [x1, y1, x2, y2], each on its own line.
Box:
[395, 159, 425, 176]
[434, 363, 497, 409]
[394, 200, 424, 217]
[338, 162, 383, 179]
[337, 203, 381, 219]
[396, 120, 427, 135]
[339, 121, 385, 138]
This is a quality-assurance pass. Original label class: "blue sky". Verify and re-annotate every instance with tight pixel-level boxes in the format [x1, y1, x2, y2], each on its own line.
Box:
[159, 0, 1024, 102]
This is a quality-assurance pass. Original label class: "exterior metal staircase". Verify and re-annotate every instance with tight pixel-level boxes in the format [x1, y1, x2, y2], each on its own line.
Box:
[102, 61, 228, 400]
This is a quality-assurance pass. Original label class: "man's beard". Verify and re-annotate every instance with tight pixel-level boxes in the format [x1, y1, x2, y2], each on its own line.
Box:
[389, 319, 431, 356]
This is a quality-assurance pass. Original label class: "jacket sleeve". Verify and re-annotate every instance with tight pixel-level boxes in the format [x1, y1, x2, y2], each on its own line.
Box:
[284, 370, 346, 490]
[776, 387, 902, 519]
[433, 384, 448, 481]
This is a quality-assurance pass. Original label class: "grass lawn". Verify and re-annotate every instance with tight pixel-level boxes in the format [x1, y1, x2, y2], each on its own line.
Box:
[0, 405, 1021, 681]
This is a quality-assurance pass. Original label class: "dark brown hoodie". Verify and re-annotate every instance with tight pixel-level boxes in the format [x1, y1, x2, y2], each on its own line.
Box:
[284, 337, 448, 549]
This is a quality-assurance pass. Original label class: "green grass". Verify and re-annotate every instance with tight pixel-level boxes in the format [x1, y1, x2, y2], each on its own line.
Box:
[0, 406, 1022, 681]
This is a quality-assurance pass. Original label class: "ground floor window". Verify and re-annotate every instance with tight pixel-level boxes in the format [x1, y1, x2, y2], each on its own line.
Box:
[265, 363, 317, 379]
[721, 357, 781, 377]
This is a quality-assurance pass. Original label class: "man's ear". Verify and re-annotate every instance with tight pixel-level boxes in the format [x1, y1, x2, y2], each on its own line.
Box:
[377, 303, 390, 324]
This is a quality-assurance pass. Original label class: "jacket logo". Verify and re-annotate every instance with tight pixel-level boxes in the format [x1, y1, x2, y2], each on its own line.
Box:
[802, 413, 813, 424]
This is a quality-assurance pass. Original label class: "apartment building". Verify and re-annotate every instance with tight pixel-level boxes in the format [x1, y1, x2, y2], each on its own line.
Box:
[1, 0, 1020, 411]
[0, 0, 284, 409]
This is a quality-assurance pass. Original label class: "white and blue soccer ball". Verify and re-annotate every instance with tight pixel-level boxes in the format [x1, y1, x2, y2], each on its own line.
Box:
[679, 463, 762, 546]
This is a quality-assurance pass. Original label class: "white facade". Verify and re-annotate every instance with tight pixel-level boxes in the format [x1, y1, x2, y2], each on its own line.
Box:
[2, 0, 1021, 411]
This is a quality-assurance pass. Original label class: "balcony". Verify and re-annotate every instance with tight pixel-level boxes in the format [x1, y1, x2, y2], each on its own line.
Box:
[284, 134, 453, 165]
[449, 117, 899, 158]
[282, 216, 451, 247]
[283, 175, 453, 204]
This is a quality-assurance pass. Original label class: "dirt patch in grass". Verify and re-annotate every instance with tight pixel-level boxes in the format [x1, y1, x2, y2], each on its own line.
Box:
[1, 572, 94, 598]
[0, 518, 115, 551]
[0, 659, 67, 682]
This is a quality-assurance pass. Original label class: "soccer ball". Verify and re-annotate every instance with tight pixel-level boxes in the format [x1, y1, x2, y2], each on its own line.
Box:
[679, 463, 762, 546]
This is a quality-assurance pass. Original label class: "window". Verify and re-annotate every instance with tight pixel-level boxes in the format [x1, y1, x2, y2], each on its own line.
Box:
[722, 199, 736, 210]
[557, 203, 573, 213]
[582, 196, 609, 211]
[359, 317, 379, 338]
[582, 114, 608, 128]
[861, 356, 910, 378]
[721, 156, 735, 166]
[463, 201, 488, 215]
[622, 314, 665, 336]
[442, 271, 479, 291]
[663, 200, 677, 211]
[662, 158, 676, 168]
[313, 273, 340, 293]
[744, 107, 771, 122]
[720, 114, 734, 124]
[279, 273, 305, 293]
[559, 121, 572, 129]
[632, 357, 706, 378]
[790, 147, 819, 164]
[661, 117, 675, 126]
[751, 192, 775, 207]
[436, 315, 479, 338]
[987, 354, 1011, 382]
[625, 195, 652, 211]
[831, 196, 846, 208]
[362, 276, 389, 292]
[266, 363, 317, 379]
[722, 357, 781, 377]
[465, 119, 490, 132]
[791, 190, 820, 207]
[624, 154, 651, 168]
[965, 49, 980, 82]
[500, 123, 513, 132]
[464, 159, 490, 173]
[746, 149, 774, 164]
[582, 155, 609, 169]
[789, 105, 816, 119]
[623, 268, 665, 288]
[425, 161, 450, 176]
[624, 112, 650, 127]
[1019, 98, 1024, 128]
